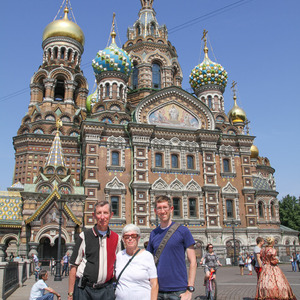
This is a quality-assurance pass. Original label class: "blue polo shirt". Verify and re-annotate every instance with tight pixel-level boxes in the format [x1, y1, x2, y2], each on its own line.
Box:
[147, 222, 195, 291]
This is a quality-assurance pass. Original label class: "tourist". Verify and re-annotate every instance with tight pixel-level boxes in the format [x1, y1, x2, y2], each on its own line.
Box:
[238, 252, 245, 276]
[296, 251, 300, 272]
[29, 269, 61, 300]
[246, 254, 253, 275]
[68, 201, 120, 300]
[147, 195, 197, 300]
[255, 237, 296, 300]
[291, 252, 297, 272]
[253, 237, 264, 280]
[32, 253, 39, 267]
[200, 243, 222, 286]
[115, 224, 158, 300]
[34, 263, 41, 281]
[61, 252, 69, 276]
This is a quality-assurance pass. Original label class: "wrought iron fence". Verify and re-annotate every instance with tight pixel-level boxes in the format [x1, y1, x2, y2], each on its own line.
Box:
[22, 262, 27, 283]
[3, 262, 18, 297]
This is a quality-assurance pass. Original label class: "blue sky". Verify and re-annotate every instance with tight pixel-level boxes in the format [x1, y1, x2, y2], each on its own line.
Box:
[0, 0, 299, 199]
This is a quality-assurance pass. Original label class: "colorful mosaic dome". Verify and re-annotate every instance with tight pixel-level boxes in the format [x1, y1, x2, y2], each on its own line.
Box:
[92, 31, 132, 77]
[0, 192, 22, 222]
[189, 45, 227, 91]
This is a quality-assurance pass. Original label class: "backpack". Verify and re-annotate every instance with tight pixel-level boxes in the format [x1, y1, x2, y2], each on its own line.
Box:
[251, 258, 256, 266]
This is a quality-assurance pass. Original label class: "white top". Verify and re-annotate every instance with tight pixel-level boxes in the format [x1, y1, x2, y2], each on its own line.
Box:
[115, 249, 157, 300]
[254, 245, 261, 268]
[29, 279, 47, 300]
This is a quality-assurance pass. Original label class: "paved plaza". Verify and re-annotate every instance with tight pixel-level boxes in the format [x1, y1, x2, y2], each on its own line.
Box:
[8, 264, 300, 300]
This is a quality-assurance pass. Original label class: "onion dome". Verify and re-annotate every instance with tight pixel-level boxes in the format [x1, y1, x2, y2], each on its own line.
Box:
[43, 7, 85, 46]
[250, 145, 259, 159]
[92, 27, 132, 77]
[189, 32, 227, 92]
[228, 96, 246, 123]
[86, 90, 98, 114]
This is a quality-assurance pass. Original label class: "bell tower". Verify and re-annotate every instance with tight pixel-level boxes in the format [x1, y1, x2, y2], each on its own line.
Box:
[13, 2, 88, 186]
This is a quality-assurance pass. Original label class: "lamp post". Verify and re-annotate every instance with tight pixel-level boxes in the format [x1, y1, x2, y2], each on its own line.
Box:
[230, 219, 238, 266]
[54, 197, 65, 281]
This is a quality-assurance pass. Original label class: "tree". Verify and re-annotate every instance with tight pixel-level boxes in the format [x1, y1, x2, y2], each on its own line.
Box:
[279, 195, 300, 231]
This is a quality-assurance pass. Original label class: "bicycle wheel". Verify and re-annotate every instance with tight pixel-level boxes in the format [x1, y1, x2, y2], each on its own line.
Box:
[210, 279, 217, 300]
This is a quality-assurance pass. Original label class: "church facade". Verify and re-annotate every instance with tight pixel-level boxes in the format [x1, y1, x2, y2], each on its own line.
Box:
[0, 0, 298, 262]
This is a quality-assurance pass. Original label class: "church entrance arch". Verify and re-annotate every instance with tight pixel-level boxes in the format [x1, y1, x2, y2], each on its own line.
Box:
[226, 239, 241, 264]
[38, 236, 66, 263]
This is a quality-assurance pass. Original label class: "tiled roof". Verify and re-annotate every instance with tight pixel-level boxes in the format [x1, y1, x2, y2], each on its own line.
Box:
[45, 132, 66, 168]
[0, 191, 22, 224]
[253, 176, 272, 191]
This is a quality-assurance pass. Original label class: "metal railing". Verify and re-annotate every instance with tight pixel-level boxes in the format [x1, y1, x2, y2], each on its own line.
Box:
[22, 262, 27, 283]
[3, 262, 18, 298]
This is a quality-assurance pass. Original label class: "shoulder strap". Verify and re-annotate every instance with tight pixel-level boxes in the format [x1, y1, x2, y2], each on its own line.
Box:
[115, 249, 141, 287]
[154, 222, 180, 266]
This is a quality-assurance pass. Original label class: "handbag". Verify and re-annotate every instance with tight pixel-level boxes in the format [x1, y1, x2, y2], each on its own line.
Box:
[114, 248, 141, 290]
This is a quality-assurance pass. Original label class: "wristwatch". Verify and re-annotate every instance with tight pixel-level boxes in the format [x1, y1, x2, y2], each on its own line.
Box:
[187, 286, 195, 292]
[68, 292, 73, 296]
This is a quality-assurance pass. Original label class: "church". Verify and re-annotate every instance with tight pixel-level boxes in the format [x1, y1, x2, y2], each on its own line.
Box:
[0, 0, 298, 262]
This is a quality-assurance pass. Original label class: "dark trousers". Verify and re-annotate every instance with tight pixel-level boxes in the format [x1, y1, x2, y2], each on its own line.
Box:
[61, 263, 69, 276]
[73, 278, 115, 300]
[158, 290, 186, 300]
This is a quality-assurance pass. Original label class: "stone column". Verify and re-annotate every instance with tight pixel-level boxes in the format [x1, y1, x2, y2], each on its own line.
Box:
[0, 245, 5, 262]
[43, 78, 56, 102]
[0, 262, 8, 300]
[65, 80, 78, 104]
[17, 260, 24, 287]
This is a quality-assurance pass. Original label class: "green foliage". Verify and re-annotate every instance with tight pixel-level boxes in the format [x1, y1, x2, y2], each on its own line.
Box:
[279, 195, 300, 231]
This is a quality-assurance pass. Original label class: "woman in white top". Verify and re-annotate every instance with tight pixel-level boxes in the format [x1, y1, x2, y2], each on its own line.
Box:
[115, 224, 158, 300]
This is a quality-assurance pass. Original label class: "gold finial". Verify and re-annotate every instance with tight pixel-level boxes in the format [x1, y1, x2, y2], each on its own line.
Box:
[111, 13, 116, 44]
[56, 118, 63, 134]
[202, 29, 208, 58]
[63, 0, 69, 20]
[231, 81, 237, 100]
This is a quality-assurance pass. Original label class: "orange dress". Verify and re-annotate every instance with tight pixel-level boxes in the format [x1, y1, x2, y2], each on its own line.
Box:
[255, 247, 296, 300]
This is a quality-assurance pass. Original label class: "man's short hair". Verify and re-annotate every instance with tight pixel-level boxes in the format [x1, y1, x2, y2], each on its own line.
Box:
[39, 269, 47, 279]
[155, 195, 172, 208]
[256, 237, 264, 245]
[94, 200, 112, 213]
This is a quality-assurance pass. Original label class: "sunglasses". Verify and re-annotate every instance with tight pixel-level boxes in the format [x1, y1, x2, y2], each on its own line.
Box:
[123, 234, 139, 240]
[208, 247, 213, 249]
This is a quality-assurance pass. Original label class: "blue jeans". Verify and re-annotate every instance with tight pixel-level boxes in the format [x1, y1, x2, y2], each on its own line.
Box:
[292, 261, 297, 271]
[158, 290, 186, 300]
[37, 293, 54, 300]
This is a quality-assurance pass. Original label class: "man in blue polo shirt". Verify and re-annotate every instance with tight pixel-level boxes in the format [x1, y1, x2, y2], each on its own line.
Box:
[147, 195, 197, 300]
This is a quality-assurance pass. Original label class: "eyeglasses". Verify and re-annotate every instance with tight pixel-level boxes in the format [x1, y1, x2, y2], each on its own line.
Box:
[208, 247, 213, 249]
[123, 234, 139, 240]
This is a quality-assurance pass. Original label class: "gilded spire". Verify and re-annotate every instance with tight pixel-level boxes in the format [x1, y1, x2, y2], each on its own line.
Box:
[228, 81, 247, 123]
[45, 119, 66, 168]
[111, 13, 116, 44]
[202, 29, 209, 59]
[140, 0, 153, 9]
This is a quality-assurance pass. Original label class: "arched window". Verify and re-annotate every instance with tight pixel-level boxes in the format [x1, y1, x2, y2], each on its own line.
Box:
[54, 79, 65, 101]
[150, 23, 155, 35]
[187, 155, 194, 169]
[61, 47, 65, 59]
[119, 85, 123, 99]
[223, 159, 230, 172]
[112, 151, 120, 166]
[152, 63, 161, 89]
[155, 153, 163, 167]
[271, 202, 275, 218]
[189, 198, 197, 217]
[106, 83, 110, 98]
[111, 196, 120, 216]
[132, 63, 139, 90]
[171, 154, 179, 168]
[173, 197, 181, 217]
[208, 95, 212, 108]
[258, 202, 264, 218]
[136, 24, 141, 36]
[226, 200, 233, 218]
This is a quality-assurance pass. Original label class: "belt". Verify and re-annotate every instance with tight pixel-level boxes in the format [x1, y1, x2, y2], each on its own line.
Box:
[86, 279, 113, 289]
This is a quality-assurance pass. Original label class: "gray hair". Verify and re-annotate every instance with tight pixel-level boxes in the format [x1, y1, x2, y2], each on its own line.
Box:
[122, 223, 141, 236]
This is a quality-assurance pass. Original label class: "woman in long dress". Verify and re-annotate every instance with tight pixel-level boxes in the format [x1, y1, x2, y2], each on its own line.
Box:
[255, 237, 297, 300]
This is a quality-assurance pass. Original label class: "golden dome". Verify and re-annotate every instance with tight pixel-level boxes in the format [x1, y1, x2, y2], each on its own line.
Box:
[250, 145, 259, 159]
[228, 96, 246, 123]
[43, 7, 85, 46]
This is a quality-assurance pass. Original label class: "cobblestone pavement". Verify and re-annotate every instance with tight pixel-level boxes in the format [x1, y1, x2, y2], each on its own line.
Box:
[8, 264, 300, 300]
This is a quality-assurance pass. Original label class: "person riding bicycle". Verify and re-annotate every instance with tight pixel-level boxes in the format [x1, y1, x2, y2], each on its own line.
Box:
[200, 243, 222, 286]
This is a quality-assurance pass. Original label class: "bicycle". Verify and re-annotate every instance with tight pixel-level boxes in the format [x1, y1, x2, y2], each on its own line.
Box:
[203, 265, 218, 300]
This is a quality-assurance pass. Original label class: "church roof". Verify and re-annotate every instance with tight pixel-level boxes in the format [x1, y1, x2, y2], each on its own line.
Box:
[253, 176, 272, 191]
[0, 191, 22, 227]
[45, 131, 66, 168]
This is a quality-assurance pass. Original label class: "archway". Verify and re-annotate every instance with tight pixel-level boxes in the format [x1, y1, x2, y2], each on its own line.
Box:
[38, 237, 66, 264]
[3, 237, 18, 261]
[226, 239, 241, 264]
